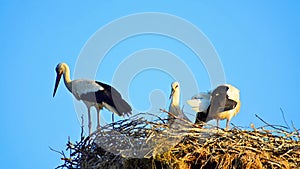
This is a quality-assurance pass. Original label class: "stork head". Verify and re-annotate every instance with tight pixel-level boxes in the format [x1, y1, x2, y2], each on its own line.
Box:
[169, 81, 180, 99]
[53, 63, 67, 97]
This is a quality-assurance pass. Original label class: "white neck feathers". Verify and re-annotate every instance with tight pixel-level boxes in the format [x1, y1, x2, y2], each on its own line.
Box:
[61, 63, 72, 92]
[171, 88, 180, 106]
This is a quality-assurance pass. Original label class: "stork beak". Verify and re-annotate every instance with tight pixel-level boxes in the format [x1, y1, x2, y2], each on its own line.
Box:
[53, 72, 62, 97]
[169, 88, 175, 99]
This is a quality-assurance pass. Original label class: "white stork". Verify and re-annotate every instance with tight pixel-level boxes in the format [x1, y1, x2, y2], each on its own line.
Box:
[187, 84, 241, 130]
[168, 82, 189, 125]
[53, 62, 132, 135]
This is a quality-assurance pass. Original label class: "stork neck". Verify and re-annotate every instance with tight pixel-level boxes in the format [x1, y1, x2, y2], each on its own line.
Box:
[171, 90, 180, 106]
[63, 65, 72, 92]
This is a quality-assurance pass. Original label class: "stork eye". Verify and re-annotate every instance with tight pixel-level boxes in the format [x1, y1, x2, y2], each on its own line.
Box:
[175, 85, 178, 88]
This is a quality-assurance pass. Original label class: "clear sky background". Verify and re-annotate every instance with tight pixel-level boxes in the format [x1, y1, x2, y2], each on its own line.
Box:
[1, 1, 300, 169]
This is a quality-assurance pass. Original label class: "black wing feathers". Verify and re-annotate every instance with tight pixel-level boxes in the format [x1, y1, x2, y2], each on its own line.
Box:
[80, 81, 132, 116]
[224, 98, 237, 111]
[209, 85, 237, 114]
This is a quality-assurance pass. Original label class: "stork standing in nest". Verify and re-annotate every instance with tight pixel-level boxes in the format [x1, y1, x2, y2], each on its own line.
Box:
[53, 62, 132, 135]
[168, 82, 189, 125]
[187, 84, 241, 130]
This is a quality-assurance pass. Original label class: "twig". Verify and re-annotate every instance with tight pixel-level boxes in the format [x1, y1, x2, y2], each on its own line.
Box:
[49, 146, 65, 157]
[291, 121, 300, 134]
[255, 114, 288, 131]
[280, 108, 290, 130]
[159, 108, 195, 127]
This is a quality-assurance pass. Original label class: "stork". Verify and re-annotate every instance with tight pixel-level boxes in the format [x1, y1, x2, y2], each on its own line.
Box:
[168, 82, 189, 125]
[187, 84, 240, 130]
[53, 62, 132, 135]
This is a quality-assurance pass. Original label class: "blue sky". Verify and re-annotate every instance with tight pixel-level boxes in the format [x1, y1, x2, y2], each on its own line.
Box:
[1, 1, 300, 169]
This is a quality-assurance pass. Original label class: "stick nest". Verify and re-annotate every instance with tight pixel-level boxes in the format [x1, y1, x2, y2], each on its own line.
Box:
[54, 112, 300, 169]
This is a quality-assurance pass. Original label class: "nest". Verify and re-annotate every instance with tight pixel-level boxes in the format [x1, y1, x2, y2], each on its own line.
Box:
[54, 111, 300, 169]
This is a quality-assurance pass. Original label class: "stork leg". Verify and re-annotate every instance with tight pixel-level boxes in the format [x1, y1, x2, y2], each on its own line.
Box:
[225, 119, 230, 130]
[112, 113, 115, 129]
[216, 120, 220, 129]
[88, 107, 92, 135]
[97, 109, 101, 130]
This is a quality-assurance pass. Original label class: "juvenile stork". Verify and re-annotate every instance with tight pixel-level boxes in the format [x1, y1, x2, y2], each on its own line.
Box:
[168, 82, 189, 125]
[187, 84, 240, 130]
[53, 62, 132, 135]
